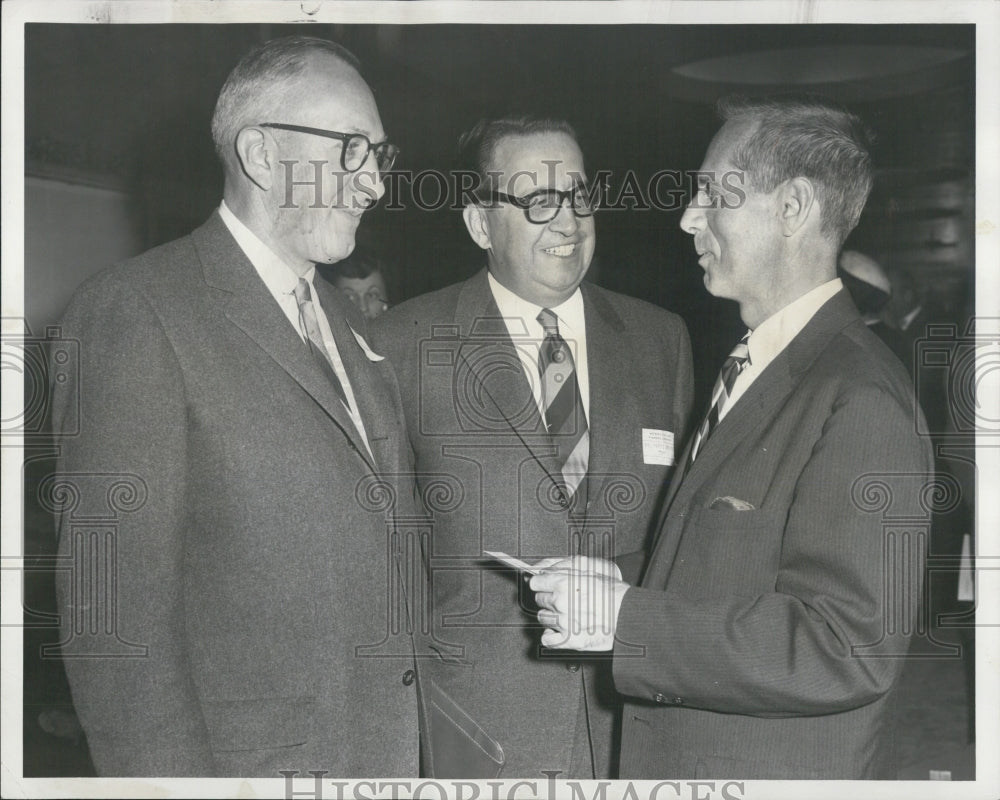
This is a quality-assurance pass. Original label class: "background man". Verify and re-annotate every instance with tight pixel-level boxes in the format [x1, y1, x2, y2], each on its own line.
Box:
[837, 248, 907, 357]
[371, 117, 693, 779]
[325, 247, 391, 320]
[49, 36, 422, 776]
[531, 97, 933, 779]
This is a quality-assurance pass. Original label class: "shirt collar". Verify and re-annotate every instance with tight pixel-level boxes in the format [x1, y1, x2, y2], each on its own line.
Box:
[218, 200, 313, 295]
[900, 304, 923, 331]
[486, 271, 585, 337]
[746, 278, 843, 371]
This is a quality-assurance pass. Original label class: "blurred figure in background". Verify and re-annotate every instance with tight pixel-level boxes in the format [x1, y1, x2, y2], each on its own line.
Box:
[326, 248, 390, 320]
[838, 249, 906, 358]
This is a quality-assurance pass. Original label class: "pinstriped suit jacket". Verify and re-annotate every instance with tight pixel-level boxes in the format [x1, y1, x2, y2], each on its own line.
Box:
[613, 290, 933, 779]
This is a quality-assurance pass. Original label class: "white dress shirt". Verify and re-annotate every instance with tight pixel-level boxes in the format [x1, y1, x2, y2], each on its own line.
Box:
[487, 272, 590, 422]
[722, 278, 843, 421]
[218, 201, 374, 459]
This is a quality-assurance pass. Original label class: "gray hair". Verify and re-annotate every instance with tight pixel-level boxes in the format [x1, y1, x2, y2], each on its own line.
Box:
[718, 95, 874, 247]
[210, 36, 362, 163]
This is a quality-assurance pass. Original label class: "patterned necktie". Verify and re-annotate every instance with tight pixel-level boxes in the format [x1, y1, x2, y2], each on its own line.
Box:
[689, 332, 751, 463]
[293, 278, 349, 408]
[537, 308, 589, 500]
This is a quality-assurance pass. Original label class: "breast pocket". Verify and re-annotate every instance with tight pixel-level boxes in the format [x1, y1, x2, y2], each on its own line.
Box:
[671, 507, 788, 598]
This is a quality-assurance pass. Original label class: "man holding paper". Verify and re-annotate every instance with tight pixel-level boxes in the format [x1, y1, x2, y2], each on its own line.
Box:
[371, 116, 693, 778]
[531, 96, 933, 779]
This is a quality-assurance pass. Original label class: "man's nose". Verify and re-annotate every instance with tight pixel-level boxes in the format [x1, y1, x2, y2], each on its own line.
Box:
[548, 201, 580, 234]
[353, 157, 386, 206]
[679, 200, 704, 235]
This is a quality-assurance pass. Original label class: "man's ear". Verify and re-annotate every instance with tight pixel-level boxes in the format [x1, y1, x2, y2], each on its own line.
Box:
[463, 204, 492, 251]
[779, 176, 817, 237]
[234, 126, 274, 192]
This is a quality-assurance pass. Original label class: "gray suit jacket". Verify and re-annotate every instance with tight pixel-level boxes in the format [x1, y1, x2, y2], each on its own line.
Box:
[49, 212, 422, 777]
[371, 269, 693, 779]
[613, 290, 934, 779]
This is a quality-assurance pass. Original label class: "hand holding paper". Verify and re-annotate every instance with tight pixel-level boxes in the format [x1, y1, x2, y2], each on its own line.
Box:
[529, 556, 629, 652]
[482, 550, 542, 575]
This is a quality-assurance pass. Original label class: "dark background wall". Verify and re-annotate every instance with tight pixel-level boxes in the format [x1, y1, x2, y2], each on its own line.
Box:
[25, 23, 975, 399]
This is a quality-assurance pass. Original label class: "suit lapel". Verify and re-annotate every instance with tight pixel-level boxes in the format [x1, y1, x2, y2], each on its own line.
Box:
[453, 270, 565, 489]
[646, 289, 863, 578]
[579, 284, 633, 516]
[313, 276, 391, 473]
[192, 212, 376, 473]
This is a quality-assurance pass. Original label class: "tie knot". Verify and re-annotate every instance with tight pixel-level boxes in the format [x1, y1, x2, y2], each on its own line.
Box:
[537, 308, 559, 337]
[728, 332, 751, 367]
[293, 278, 313, 307]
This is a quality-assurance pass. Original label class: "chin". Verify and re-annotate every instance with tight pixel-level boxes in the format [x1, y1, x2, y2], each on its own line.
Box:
[321, 239, 356, 265]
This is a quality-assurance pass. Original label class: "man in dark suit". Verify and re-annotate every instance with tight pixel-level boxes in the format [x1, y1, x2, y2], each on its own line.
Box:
[531, 97, 933, 778]
[370, 117, 693, 779]
[49, 36, 422, 777]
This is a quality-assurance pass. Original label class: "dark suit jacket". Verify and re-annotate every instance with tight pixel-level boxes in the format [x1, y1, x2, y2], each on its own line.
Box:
[49, 212, 422, 777]
[370, 269, 693, 779]
[613, 290, 934, 779]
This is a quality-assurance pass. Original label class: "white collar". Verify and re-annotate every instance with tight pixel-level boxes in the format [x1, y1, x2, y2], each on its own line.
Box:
[746, 279, 843, 371]
[486, 271, 585, 338]
[900, 305, 923, 331]
[218, 200, 314, 294]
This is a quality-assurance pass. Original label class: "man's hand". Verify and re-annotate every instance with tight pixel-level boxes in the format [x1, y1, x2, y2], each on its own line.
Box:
[529, 556, 629, 651]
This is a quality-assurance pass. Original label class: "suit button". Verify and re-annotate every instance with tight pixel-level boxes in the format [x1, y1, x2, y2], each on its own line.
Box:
[671, 696, 683, 705]
[654, 693, 667, 704]
[566, 662, 580, 673]
[402, 669, 416, 686]
[557, 494, 569, 508]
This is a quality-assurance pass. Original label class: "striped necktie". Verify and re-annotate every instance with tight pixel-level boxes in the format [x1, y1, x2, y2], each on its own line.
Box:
[293, 278, 349, 409]
[537, 308, 589, 500]
[689, 332, 751, 463]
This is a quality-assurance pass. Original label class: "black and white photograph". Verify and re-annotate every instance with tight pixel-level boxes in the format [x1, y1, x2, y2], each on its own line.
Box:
[2, 2, 997, 799]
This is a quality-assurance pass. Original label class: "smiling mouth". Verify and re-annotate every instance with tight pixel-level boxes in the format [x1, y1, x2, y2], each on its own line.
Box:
[543, 244, 576, 257]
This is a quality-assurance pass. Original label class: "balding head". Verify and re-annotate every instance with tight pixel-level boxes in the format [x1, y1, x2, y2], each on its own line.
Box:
[211, 36, 362, 174]
[212, 36, 389, 275]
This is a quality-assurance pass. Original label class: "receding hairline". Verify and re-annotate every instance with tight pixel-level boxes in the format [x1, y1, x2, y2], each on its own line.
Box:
[485, 129, 584, 173]
[211, 38, 372, 164]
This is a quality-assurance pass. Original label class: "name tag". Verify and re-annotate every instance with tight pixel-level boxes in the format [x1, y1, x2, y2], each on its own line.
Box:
[642, 428, 674, 466]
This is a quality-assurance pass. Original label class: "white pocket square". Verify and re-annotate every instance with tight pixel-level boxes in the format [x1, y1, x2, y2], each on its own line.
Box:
[708, 496, 756, 511]
[349, 326, 385, 361]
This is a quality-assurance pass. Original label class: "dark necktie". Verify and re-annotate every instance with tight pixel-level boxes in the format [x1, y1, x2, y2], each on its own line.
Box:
[293, 278, 349, 409]
[537, 308, 589, 499]
[689, 332, 751, 463]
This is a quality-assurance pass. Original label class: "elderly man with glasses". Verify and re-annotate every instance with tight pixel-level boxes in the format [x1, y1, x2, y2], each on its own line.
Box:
[370, 116, 694, 780]
[50, 36, 421, 777]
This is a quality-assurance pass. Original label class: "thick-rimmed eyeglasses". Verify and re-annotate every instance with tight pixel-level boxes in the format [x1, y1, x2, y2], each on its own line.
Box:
[483, 187, 596, 225]
[259, 123, 399, 173]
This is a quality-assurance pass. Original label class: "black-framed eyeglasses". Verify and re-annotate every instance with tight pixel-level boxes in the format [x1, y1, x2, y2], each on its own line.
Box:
[259, 123, 399, 173]
[483, 187, 596, 224]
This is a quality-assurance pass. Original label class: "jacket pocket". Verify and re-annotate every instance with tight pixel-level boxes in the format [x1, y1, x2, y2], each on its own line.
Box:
[671, 508, 788, 597]
[204, 695, 314, 753]
[425, 679, 505, 779]
[688, 505, 788, 532]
